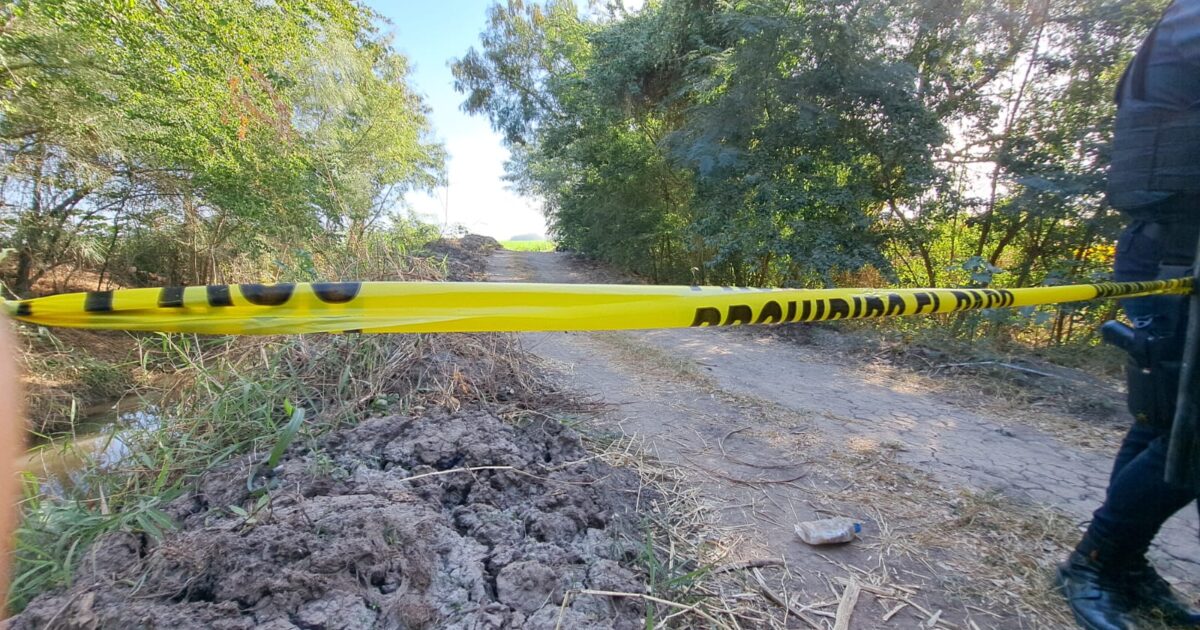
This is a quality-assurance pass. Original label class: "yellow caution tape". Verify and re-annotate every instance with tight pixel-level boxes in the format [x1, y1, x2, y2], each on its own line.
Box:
[2, 278, 1192, 335]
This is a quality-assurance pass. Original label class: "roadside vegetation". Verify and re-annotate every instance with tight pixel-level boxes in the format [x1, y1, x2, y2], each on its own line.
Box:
[0, 0, 447, 435]
[10, 227, 446, 610]
[0, 0, 452, 612]
[455, 0, 1156, 358]
[0, 0, 444, 297]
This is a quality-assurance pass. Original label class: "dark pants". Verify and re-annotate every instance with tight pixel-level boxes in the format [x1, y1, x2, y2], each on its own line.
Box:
[1085, 218, 1199, 562]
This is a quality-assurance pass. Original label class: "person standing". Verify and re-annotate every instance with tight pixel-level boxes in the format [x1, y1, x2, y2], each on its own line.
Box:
[1057, 1, 1200, 628]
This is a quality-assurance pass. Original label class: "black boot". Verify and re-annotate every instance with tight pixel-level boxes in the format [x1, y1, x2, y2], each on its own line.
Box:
[1124, 560, 1200, 625]
[1057, 550, 1139, 630]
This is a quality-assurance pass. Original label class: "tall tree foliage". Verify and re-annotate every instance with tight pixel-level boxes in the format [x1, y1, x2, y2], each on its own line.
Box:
[456, 0, 1165, 332]
[0, 0, 444, 292]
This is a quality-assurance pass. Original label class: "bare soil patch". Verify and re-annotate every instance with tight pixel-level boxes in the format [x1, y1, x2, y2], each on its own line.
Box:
[773, 323, 1131, 453]
[490, 250, 1199, 629]
[425, 235, 502, 281]
[11, 410, 654, 629]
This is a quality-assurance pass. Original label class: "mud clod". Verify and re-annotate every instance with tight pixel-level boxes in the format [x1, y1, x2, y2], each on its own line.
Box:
[293, 594, 376, 630]
[496, 560, 562, 613]
[10, 411, 648, 629]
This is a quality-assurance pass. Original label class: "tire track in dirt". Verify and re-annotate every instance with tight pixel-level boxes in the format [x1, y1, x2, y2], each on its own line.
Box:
[489, 250, 1199, 627]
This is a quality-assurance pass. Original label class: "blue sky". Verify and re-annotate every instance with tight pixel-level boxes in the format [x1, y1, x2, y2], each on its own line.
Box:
[365, 0, 547, 240]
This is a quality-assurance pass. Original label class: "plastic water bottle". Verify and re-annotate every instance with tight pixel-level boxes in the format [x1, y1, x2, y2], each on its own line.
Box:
[794, 517, 862, 545]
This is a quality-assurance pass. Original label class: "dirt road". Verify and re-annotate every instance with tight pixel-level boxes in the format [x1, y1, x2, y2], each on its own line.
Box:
[490, 249, 1199, 628]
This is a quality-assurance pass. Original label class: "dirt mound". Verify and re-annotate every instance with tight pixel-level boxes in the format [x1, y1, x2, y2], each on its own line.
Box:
[426, 235, 503, 281]
[458, 234, 502, 252]
[11, 410, 648, 629]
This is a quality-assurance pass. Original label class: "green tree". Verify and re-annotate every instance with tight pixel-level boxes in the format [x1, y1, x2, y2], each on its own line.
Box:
[458, 0, 1166, 343]
[0, 0, 444, 291]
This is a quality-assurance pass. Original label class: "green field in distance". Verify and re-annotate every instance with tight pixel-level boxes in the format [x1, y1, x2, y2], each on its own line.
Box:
[500, 240, 555, 252]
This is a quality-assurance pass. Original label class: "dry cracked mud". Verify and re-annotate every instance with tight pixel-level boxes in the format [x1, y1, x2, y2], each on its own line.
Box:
[12, 411, 651, 629]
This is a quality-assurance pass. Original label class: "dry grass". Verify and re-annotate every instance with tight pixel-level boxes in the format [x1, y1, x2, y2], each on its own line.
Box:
[846, 356, 1129, 455]
[586, 430, 795, 628]
[16, 327, 140, 435]
[593, 435, 1037, 630]
[807, 447, 1080, 628]
[592, 332, 712, 385]
[586, 330, 1090, 627]
[782, 326, 1131, 455]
